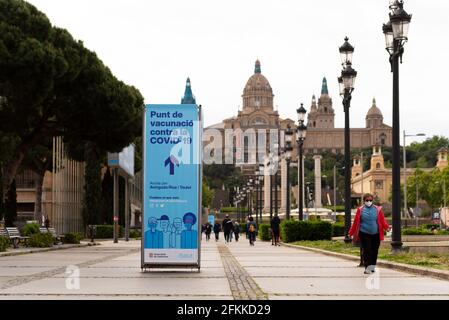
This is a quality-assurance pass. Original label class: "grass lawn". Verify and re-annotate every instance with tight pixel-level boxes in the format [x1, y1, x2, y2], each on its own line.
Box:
[291, 240, 449, 271]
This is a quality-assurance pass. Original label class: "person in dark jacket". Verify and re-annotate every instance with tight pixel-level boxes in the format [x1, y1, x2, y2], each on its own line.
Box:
[205, 223, 212, 241]
[246, 216, 257, 246]
[270, 213, 281, 246]
[222, 215, 234, 243]
[213, 222, 221, 241]
[233, 221, 240, 242]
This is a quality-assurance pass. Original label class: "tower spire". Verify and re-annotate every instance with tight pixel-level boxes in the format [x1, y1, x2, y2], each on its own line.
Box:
[255, 59, 261, 74]
[321, 77, 329, 95]
[181, 77, 196, 104]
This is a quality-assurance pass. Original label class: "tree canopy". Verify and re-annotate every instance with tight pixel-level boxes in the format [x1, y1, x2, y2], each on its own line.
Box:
[0, 0, 144, 204]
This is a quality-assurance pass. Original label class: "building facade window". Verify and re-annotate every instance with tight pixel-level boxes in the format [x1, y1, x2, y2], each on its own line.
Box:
[375, 180, 383, 189]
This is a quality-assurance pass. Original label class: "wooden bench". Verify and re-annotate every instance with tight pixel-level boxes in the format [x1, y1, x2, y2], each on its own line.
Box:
[5, 227, 29, 248]
[40, 227, 64, 244]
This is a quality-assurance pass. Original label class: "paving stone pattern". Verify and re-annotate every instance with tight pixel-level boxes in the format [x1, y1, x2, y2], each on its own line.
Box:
[218, 244, 267, 300]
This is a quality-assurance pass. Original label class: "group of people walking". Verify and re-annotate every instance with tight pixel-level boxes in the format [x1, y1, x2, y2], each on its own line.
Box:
[202, 213, 282, 247]
[201, 192, 389, 275]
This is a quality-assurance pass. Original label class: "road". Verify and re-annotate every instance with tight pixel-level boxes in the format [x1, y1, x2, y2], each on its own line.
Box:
[0, 236, 449, 300]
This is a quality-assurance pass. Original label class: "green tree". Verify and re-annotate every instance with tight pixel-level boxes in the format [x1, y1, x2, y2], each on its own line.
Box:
[100, 167, 113, 225]
[202, 181, 215, 208]
[0, 0, 143, 220]
[83, 142, 102, 226]
[407, 136, 449, 168]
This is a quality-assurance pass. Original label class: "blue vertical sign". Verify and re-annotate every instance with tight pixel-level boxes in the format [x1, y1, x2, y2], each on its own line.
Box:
[142, 104, 202, 267]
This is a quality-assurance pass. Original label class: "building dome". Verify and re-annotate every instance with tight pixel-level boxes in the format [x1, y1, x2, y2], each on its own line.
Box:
[366, 98, 382, 117]
[366, 98, 383, 129]
[242, 60, 274, 111]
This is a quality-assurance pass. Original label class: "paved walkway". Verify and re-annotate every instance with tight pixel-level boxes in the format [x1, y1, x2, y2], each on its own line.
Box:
[0, 236, 449, 299]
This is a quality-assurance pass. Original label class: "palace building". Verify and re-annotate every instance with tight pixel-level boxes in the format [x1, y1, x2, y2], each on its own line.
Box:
[201, 59, 393, 212]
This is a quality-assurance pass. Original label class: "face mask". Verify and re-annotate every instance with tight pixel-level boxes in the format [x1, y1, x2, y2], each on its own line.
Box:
[365, 201, 373, 207]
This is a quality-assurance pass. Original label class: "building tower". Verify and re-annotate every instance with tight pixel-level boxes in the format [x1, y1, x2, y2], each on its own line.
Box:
[181, 77, 196, 104]
[370, 144, 385, 171]
[436, 147, 448, 170]
[352, 155, 363, 179]
[307, 77, 335, 128]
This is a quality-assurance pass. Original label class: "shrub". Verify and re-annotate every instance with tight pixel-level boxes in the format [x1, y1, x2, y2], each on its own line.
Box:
[401, 228, 433, 235]
[0, 236, 9, 252]
[423, 224, 439, 230]
[324, 205, 345, 212]
[28, 233, 54, 248]
[220, 207, 248, 213]
[280, 220, 301, 242]
[258, 224, 271, 241]
[129, 229, 141, 238]
[332, 223, 345, 237]
[22, 223, 40, 236]
[280, 220, 333, 242]
[335, 215, 345, 223]
[95, 225, 124, 239]
[308, 215, 321, 221]
[307, 221, 332, 240]
[63, 233, 83, 244]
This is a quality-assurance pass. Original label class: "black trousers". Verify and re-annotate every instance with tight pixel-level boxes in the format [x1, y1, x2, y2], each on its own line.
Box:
[359, 231, 380, 268]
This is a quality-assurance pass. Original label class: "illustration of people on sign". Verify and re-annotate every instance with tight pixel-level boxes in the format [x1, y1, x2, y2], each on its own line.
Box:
[158, 215, 171, 249]
[181, 212, 198, 249]
[144, 217, 163, 248]
[170, 217, 183, 248]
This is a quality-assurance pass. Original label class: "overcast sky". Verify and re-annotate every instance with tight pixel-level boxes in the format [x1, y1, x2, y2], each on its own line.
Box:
[27, 0, 448, 145]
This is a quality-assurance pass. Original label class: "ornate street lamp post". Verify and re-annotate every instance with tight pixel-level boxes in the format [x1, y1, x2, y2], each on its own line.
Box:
[285, 125, 294, 220]
[338, 36, 357, 243]
[254, 172, 260, 227]
[383, 0, 412, 252]
[258, 164, 264, 223]
[296, 105, 307, 221]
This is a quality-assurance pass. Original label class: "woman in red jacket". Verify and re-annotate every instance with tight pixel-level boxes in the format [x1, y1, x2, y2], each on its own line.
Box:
[349, 193, 390, 274]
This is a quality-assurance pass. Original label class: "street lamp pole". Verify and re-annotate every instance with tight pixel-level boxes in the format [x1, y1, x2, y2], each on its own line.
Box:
[296, 105, 307, 221]
[338, 36, 357, 243]
[383, 0, 412, 252]
[403, 131, 425, 219]
[285, 125, 294, 220]
[444, 179, 447, 229]
[269, 153, 274, 221]
[333, 165, 337, 215]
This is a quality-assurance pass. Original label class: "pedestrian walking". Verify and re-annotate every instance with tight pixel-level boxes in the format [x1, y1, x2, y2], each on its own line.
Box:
[222, 215, 233, 243]
[245, 216, 250, 239]
[270, 213, 281, 246]
[247, 216, 257, 246]
[213, 222, 221, 241]
[349, 193, 390, 274]
[233, 221, 240, 242]
[205, 222, 212, 241]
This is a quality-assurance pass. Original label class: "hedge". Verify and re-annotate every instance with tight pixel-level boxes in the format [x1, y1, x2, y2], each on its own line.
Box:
[324, 205, 345, 212]
[335, 215, 345, 223]
[220, 207, 248, 213]
[402, 228, 433, 235]
[332, 223, 345, 237]
[28, 233, 54, 248]
[423, 224, 439, 230]
[22, 223, 40, 236]
[95, 225, 124, 239]
[63, 233, 83, 244]
[280, 220, 333, 242]
[0, 236, 9, 252]
[129, 229, 141, 238]
[258, 224, 271, 241]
